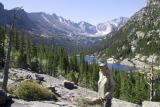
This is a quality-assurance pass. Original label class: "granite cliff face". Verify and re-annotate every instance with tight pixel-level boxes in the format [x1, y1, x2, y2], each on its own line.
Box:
[97, 0, 160, 61]
[145, 0, 160, 6]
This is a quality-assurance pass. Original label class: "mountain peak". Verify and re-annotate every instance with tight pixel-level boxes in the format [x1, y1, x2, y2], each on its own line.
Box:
[96, 17, 128, 35]
[78, 21, 97, 34]
[78, 21, 94, 26]
[112, 17, 128, 22]
[0, 2, 4, 10]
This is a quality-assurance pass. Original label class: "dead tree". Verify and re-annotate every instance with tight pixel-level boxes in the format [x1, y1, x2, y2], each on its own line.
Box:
[2, 9, 19, 92]
[146, 55, 156, 101]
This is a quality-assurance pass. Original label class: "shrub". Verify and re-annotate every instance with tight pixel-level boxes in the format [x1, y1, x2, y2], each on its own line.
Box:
[30, 58, 40, 73]
[66, 72, 77, 82]
[12, 80, 57, 101]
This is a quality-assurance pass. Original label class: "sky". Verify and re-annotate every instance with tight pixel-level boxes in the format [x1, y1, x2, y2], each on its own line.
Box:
[0, 0, 145, 25]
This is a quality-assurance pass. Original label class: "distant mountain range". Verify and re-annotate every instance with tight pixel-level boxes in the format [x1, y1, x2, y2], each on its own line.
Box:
[0, 2, 128, 51]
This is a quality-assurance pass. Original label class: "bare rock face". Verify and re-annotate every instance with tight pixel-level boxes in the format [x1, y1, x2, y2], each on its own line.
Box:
[112, 99, 141, 107]
[146, 0, 160, 6]
[35, 74, 44, 81]
[25, 74, 32, 80]
[63, 81, 77, 90]
[142, 101, 160, 107]
[8, 69, 143, 107]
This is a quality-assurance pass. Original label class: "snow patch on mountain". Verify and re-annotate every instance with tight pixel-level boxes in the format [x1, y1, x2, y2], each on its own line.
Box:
[41, 14, 51, 23]
[36, 12, 128, 38]
[96, 17, 128, 36]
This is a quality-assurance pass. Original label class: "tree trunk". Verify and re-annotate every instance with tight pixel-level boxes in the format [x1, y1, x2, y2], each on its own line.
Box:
[2, 9, 17, 92]
[2, 31, 12, 92]
[149, 56, 155, 101]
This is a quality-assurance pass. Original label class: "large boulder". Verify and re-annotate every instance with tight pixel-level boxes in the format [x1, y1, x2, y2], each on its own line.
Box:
[25, 74, 33, 80]
[47, 86, 61, 97]
[47, 86, 56, 93]
[34, 74, 45, 84]
[35, 74, 44, 81]
[0, 89, 7, 105]
[142, 101, 160, 107]
[112, 98, 141, 107]
[63, 81, 77, 90]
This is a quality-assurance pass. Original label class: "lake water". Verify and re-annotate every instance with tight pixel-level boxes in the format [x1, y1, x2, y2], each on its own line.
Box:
[107, 63, 134, 71]
[77, 55, 134, 72]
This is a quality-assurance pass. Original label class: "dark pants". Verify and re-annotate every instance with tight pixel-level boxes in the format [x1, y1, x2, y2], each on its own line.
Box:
[103, 99, 112, 107]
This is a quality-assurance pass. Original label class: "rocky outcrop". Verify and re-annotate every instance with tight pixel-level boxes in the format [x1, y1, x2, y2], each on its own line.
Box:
[47, 86, 61, 97]
[8, 68, 160, 107]
[35, 74, 44, 82]
[8, 68, 157, 107]
[146, 0, 160, 6]
[1, 99, 76, 107]
[35, 74, 45, 84]
[119, 54, 160, 71]
[98, 0, 160, 63]
[112, 99, 140, 107]
[142, 101, 160, 107]
[11, 98, 160, 107]
[63, 81, 77, 90]
[12, 99, 76, 107]
[10, 98, 141, 107]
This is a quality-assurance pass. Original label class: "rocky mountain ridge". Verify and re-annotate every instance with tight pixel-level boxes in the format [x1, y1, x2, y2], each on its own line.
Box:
[96, 0, 160, 64]
[0, 2, 128, 49]
[8, 6, 128, 37]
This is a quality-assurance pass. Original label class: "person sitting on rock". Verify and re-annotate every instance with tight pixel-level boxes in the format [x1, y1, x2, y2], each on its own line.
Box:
[98, 63, 115, 107]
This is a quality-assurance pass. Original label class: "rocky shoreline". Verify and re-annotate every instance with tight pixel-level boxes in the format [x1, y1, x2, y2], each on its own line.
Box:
[120, 54, 160, 72]
[105, 54, 160, 72]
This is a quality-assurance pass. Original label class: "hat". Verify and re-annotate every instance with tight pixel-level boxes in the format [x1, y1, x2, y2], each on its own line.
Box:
[98, 62, 106, 67]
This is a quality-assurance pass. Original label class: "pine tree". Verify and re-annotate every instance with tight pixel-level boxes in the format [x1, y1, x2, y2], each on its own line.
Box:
[90, 61, 99, 91]
[13, 32, 20, 51]
[77, 52, 85, 84]
[112, 70, 121, 98]
[17, 36, 28, 68]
